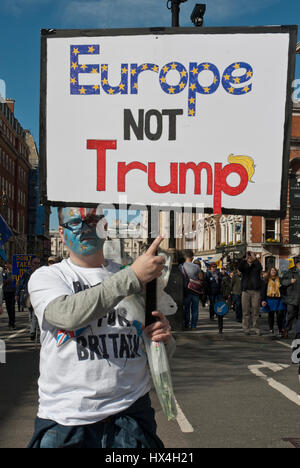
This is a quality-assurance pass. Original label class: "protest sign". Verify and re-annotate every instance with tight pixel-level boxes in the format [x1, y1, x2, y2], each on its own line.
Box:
[40, 26, 297, 216]
[12, 254, 37, 287]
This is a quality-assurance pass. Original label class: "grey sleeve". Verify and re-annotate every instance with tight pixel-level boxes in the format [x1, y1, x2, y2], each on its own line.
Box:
[44, 267, 142, 330]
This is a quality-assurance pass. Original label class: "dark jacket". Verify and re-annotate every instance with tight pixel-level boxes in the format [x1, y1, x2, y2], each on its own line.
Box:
[231, 273, 242, 295]
[206, 271, 222, 296]
[238, 259, 262, 292]
[281, 268, 300, 306]
[221, 274, 231, 298]
[16, 269, 32, 296]
[3, 271, 16, 293]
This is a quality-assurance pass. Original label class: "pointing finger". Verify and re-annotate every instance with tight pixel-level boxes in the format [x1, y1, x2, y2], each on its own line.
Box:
[146, 236, 164, 256]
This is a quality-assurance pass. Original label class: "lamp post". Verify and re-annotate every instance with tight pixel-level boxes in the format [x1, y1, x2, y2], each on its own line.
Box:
[166, 1, 189, 250]
[166, 2, 206, 252]
[167, 0, 188, 27]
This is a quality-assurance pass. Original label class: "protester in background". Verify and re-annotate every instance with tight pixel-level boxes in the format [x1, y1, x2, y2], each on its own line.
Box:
[261, 267, 285, 337]
[206, 263, 222, 320]
[180, 250, 203, 329]
[16, 256, 41, 340]
[220, 267, 231, 304]
[48, 256, 60, 266]
[238, 252, 262, 336]
[3, 264, 16, 330]
[193, 259, 207, 307]
[27, 207, 172, 449]
[231, 269, 243, 323]
[281, 259, 300, 339]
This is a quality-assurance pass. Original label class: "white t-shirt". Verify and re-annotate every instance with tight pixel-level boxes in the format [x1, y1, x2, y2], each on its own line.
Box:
[29, 258, 150, 426]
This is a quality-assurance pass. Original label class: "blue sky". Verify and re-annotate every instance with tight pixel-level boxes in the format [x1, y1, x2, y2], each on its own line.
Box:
[0, 0, 299, 229]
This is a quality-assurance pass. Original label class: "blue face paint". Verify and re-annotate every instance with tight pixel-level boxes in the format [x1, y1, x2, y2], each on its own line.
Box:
[61, 208, 105, 256]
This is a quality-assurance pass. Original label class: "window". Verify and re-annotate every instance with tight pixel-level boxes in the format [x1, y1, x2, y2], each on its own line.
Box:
[197, 218, 204, 251]
[265, 218, 276, 241]
[220, 216, 227, 245]
[204, 222, 209, 251]
[210, 223, 216, 250]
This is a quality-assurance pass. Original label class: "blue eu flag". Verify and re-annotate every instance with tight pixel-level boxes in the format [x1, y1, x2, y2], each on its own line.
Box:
[0, 215, 12, 247]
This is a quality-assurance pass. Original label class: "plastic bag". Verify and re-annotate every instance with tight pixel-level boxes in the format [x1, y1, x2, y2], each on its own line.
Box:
[143, 331, 177, 421]
[118, 249, 178, 421]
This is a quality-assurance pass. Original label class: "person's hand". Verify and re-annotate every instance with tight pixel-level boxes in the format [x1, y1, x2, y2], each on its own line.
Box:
[143, 311, 172, 344]
[291, 278, 296, 284]
[262, 301, 267, 307]
[131, 236, 165, 285]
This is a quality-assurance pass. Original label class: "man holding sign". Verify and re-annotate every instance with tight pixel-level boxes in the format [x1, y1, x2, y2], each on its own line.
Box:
[27, 207, 174, 448]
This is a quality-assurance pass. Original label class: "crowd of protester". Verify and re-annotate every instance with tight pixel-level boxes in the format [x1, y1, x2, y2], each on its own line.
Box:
[179, 249, 300, 340]
[1, 250, 299, 342]
[0, 256, 61, 335]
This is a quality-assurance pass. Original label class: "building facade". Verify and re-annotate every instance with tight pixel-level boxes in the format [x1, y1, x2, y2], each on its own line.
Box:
[50, 230, 68, 259]
[0, 99, 31, 259]
[26, 131, 51, 263]
[0, 99, 50, 262]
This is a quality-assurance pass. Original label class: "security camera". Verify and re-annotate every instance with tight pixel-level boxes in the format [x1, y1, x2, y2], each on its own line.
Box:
[191, 3, 206, 27]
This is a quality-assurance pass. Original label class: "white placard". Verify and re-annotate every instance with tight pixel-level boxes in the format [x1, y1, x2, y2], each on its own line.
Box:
[43, 28, 295, 214]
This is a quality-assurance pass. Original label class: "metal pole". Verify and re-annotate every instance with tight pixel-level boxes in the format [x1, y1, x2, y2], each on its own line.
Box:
[169, 0, 179, 249]
[171, 1, 180, 27]
[145, 206, 157, 326]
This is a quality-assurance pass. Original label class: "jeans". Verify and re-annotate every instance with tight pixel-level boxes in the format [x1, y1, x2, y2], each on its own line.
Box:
[184, 292, 200, 328]
[28, 393, 164, 449]
[29, 307, 38, 335]
[232, 294, 242, 321]
[3, 291, 16, 328]
[209, 294, 221, 319]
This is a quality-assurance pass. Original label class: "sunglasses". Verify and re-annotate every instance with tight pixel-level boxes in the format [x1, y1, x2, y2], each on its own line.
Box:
[61, 215, 105, 232]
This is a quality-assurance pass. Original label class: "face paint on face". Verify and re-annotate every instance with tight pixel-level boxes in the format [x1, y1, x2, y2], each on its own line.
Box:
[61, 208, 106, 256]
